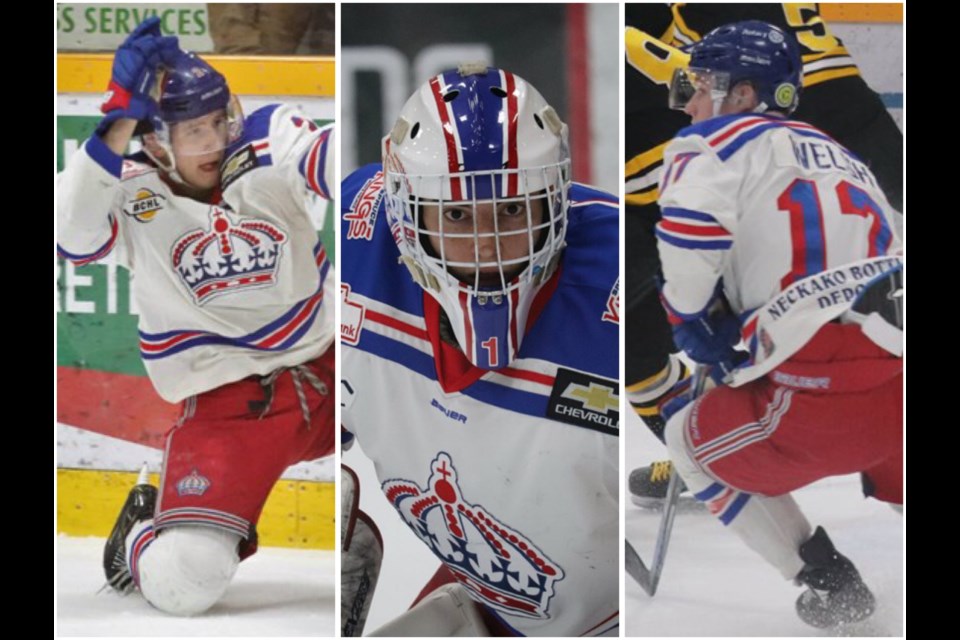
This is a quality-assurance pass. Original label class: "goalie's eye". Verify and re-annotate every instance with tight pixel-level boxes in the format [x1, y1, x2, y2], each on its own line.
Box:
[443, 208, 470, 223]
[500, 203, 526, 218]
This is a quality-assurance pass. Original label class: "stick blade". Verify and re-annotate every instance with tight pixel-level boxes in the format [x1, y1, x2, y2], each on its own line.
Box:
[625, 539, 656, 596]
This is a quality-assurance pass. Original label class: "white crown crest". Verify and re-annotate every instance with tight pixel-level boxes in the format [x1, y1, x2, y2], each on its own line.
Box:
[176, 469, 211, 496]
[383, 453, 565, 619]
[172, 207, 287, 304]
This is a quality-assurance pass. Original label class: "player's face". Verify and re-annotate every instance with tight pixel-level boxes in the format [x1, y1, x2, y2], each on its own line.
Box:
[684, 82, 715, 124]
[422, 198, 546, 288]
[170, 110, 229, 190]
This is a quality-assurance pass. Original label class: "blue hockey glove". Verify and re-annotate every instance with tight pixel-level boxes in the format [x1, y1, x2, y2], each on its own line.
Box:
[671, 309, 741, 365]
[100, 17, 180, 121]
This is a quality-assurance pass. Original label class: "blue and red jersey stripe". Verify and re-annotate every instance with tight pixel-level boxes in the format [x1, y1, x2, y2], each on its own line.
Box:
[57, 214, 119, 265]
[139, 244, 329, 360]
[656, 207, 733, 251]
[298, 127, 333, 199]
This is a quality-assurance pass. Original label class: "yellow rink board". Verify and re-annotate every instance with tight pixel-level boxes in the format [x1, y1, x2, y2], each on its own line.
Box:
[57, 468, 334, 549]
[57, 54, 335, 96]
[820, 3, 903, 23]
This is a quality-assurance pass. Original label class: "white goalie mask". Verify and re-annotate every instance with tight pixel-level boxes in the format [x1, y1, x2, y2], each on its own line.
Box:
[383, 64, 571, 369]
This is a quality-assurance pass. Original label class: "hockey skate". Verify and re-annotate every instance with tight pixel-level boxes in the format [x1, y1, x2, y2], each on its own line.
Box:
[794, 526, 876, 628]
[102, 466, 156, 594]
[629, 460, 699, 510]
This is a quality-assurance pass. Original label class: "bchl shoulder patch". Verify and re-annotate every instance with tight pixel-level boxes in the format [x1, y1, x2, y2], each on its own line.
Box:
[546, 368, 619, 435]
[123, 189, 166, 223]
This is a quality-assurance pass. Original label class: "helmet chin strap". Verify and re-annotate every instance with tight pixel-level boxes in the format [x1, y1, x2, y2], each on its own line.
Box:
[167, 168, 188, 186]
[710, 101, 722, 118]
[710, 90, 727, 118]
[142, 142, 188, 186]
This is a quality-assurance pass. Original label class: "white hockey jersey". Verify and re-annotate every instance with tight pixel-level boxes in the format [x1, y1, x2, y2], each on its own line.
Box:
[341, 166, 620, 637]
[57, 104, 335, 402]
[657, 113, 902, 386]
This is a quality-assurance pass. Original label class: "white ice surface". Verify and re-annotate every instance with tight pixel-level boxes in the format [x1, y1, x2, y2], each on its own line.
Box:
[56, 536, 335, 637]
[625, 409, 904, 636]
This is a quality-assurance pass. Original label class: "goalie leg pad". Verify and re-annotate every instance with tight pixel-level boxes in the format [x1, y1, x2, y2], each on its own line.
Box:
[665, 404, 811, 580]
[341, 511, 383, 637]
[134, 525, 241, 616]
[340, 465, 360, 548]
[341, 464, 384, 637]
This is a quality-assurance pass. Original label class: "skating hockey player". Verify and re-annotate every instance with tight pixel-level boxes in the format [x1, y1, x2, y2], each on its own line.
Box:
[656, 21, 902, 628]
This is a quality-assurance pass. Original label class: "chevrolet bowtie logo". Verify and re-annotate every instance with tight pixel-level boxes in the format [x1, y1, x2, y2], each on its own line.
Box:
[562, 382, 618, 414]
[222, 152, 245, 176]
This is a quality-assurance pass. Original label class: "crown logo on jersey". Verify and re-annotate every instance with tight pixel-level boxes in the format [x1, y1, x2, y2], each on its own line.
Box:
[171, 206, 288, 304]
[176, 469, 210, 496]
[383, 453, 565, 619]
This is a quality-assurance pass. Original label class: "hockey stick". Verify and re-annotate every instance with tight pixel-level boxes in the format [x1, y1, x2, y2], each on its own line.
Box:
[626, 365, 708, 596]
[625, 468, 683, 596]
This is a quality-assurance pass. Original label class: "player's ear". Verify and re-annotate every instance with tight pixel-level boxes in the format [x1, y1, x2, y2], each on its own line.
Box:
[732, 82, 759, 110]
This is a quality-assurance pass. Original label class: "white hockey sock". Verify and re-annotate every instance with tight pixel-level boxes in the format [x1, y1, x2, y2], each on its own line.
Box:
[665, 404, 811, 580]
[135, 525, 242, 616]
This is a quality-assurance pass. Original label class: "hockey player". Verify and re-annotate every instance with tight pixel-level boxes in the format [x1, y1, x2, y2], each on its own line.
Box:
[625, 2, 904, 506]
[56, 19, 335, 615]
[341, 65, 620, 636]
[656, 21, 902, 628]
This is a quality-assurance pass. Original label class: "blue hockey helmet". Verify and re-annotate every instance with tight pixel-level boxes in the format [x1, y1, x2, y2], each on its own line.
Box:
[158, 50, 233, 123]
[670, 20, 802, 115]
[142, 50, 243, 176]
